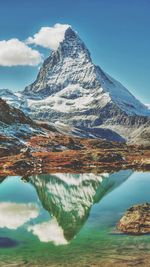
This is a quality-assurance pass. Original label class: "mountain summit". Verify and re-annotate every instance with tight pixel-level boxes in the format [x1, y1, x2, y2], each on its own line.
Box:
[1, 27, 150, 141]
[24, 27, 96, 96]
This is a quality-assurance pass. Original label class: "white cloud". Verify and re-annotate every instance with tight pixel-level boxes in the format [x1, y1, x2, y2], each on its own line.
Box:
[28, 218, 68, 245]
[27, 23, 70, 50]
[0, 39, 42, 66]
[0, 202, 39, 229]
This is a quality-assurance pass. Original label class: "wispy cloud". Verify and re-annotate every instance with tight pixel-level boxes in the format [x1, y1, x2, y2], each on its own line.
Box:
[0, 23, 70, 67]
[27, 23, 70, 50]
[28, 218, 68, 245]
[0, 202, 39, 229]
[0, 39, 42, 67]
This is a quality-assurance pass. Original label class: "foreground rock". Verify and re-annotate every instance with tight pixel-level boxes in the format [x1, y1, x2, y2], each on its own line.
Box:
[117, 203, 150, 234]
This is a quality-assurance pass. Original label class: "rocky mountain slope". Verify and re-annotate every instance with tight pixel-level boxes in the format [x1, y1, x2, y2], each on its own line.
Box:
[0, 98, 44, 138]
[0, 97, 125, 160]
[129, 123, 150, 147]
[0, 98, 44, 156]
[0, 91, 125, 142]
[0, 98, 31, 125]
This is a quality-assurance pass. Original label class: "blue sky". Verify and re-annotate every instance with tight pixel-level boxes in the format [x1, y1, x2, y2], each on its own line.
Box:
[0, 0, 150, 103]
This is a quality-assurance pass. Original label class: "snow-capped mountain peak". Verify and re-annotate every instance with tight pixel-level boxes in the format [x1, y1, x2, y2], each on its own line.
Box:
[23, 27, 150, 116]
[59, 27, 91, 59]
[1, 27, 150, 141]
[24, 27, 98, 97]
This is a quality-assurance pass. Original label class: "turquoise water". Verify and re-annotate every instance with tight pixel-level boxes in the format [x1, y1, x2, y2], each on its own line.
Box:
[0, 170, 150, 266]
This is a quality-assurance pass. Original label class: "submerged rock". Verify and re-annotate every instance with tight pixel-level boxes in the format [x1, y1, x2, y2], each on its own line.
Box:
[117, 203, 150, 234]
[0, 237, 18, 248]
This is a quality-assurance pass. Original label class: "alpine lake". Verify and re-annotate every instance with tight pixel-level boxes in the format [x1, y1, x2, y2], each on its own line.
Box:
[0, 170, 150, 266]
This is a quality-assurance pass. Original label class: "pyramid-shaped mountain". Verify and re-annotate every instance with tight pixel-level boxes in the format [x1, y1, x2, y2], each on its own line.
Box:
[22, 27, 150, 139]
[1, 27, 150, 141]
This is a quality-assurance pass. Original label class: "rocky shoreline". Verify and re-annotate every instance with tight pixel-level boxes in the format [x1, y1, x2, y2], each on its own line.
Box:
[0, 143, 150, 177]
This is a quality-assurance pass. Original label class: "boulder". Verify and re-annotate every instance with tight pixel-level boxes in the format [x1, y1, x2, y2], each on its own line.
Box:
[117, 203, 150, 234]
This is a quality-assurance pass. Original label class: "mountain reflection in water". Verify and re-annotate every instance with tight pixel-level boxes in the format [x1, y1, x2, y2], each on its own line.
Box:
[27, 170, 132, 244]
[0, 170, 132, 246]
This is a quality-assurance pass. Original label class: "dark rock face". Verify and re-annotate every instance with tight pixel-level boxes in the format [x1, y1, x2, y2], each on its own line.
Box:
[117, 203, 150, 234]
[0, 98, 44, 157]
[0, 135, 25, 157]
[0, 98, 32, 125]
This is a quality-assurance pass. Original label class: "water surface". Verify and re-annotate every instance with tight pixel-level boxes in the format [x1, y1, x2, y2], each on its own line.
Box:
[0, 170, 150, 266]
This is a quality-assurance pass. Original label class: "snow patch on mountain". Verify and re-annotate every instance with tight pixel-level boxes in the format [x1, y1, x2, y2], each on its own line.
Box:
[145, 104, 150, 110]
[27, 83, 111, 113]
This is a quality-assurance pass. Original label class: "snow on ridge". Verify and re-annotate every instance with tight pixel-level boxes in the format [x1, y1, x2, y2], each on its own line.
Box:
[145, 104, 150, 109]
